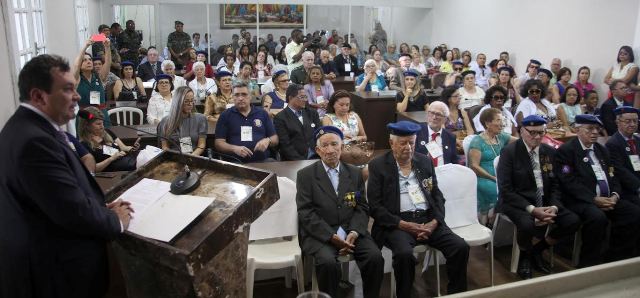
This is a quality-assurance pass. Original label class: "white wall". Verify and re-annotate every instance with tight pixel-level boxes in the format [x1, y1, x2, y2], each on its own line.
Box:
[0, 7, 18, 129]
[431, 0, 640, 98]
[45, 0, 80, 62]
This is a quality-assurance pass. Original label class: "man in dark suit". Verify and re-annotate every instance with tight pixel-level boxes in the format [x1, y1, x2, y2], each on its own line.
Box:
[554, 114, 640, 267]
[601, 79, 630, 135]
[334, 43, 359, 76]
[296, 126, 383, 298]
[0, 54, 133, 297]
[274, 84, 321, 160]
[497, 115, 580, 279]
[416, 101, 459, 165]
[137, 47, 163, 81]
[388, 53, 412, 92]
[606, 106, 640, 206]
[368, 121, 469, 296]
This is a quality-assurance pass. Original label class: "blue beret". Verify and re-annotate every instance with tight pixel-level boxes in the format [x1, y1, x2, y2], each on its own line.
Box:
[314, 126, 344, 142]
[461, 70, 476, 77]
[196, 50, 207, 56]
[121, 61, 134, 67]
[387, 121, 421, 136]
[216, 71, 233, 78]
[614, 106, 639, 115]
[403, 70, 419, 77]
[521, 115, 547, 127]
[155, 74, 173, 82]
[452, 60, 464, 66]
[529, 59, 541, 65]
[575, 114, 603, 126]
[272, 69, 287, 81]
[538, 68, 553, 78]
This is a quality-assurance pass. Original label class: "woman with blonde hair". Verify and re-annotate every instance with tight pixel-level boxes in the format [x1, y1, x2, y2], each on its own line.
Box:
[159, 86, 208, 156]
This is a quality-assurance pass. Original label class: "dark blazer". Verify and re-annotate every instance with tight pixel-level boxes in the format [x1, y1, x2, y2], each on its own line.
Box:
[296, 161, 369, 254]
[367, 151, 446, 247]
[0, 107, 121, 298]
[415, 124, 459, 165]
[334, 54, 359, 76]
[497, 139, 563, 212]
[274, 107, 321, 161]
[319, 60, 338, 75]
[606, 131, 640, 197]
[600, 97, 626, 135]
[137, 61, 163, 82]
[554, 137, 622, 206]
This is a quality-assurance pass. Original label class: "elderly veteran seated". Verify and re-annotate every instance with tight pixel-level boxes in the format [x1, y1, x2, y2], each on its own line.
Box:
[368, 121, 469, 296]
[414, 101, 459, 166]
[296, 125, 384, 298]
[274, 84, 322, 161]
[497, 115, 580, 279]
[605, 107, 640, 207]
[554, 114, 640, 267]
[388, 53, 412, 92]
[290, 51, 315, 85]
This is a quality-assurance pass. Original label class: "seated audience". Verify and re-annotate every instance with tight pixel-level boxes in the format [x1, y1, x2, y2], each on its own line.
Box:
[554, 114, 640, 267]
[263, 70, 290, 116]
[318, 50, 338, 79]
[188, 61, 217, 105]
[147, 74, 174, 125]
[260, 64, 288, 95]
[427, 47, 443, 69]
[92, 56, 119, 89]
[183, 50, 215, 80]
[473, 86, 517, 135]
[384, 43, 399, 66]
[601, 79, 631, 135]
[515, 79, 557, 126]
[497, 115, 580, 280]
[557, 85, 583, 133]
[322, 90, 367, 144]
[441, 86, 474, 138]
[409, 53, 427, 75]
[217, 53, 240, 75]
[581, 90, 600, 115]
[519, 59, 541, 88]
[334, 43, 359, 76]
[604, 45, 638, 104]
[204, 71, 234, 122]
[468, 108, 516, 225]
[415, 101, 459, 165]
[396, 70, 429, 112]
[574, 66, 595, 98]
[161, 60, 187, 89]
[606, 107, 640, 207]
[296, 126, 383, 298]
[78, 107, 140, 172]
[439, 50, 454, 73]
[551, 67, 572, 104]
[290, 51, 315, 85]
[492, 66, 520, 110]
[215, 82, 278, 163]
[371, 49, 389, 75]
[159, 86, 208, 156]
[304, 65, 334, 117]
[444, 61, 465, 88]
[356, 59, 387, 92]
[136, 47, 163, 82]
[274, 84, 322, 161]
[234, 61, 260, 97]
[368, 121, 469, 296]
[458, 70, 486, 109]
[113, 61, 145, 102]
[469, 53, 491, 90]
[388, 54, 412, 92]
[237, 44, 254, 64]
[253, 50, 273, 79]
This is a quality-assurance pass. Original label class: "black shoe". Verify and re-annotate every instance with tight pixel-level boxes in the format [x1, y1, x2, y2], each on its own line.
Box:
[517, 253, 532, 280]
[531, 252, 551, 274]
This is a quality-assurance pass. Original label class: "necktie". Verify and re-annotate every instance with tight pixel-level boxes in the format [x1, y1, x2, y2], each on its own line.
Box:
[152, 64, 157, 76]
[295, 110, 303, 124]
[585, 149, 610, 197]
[529, 150, 544, 207]
[628, 139, 637, 155]
[328, 168, 339, 194]
[430, 132, 440, 167]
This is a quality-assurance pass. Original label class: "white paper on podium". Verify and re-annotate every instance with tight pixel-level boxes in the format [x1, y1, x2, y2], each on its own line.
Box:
[118, 178, 171, 222]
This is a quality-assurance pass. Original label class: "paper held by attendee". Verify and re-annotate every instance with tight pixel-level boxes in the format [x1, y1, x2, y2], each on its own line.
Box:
[118, 178, 214, 242]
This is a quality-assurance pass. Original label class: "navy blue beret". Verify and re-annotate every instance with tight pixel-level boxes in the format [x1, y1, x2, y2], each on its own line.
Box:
[575, 114, 603, 126]
[315, 126, 344, 141]
[403, 70, 419, 77]
[387, 121, 421, 136]
[461, 70, 476, 77]
[538, 68, 553, 78]
[452, 60, 464, 66]
[521, 115, 547, 127]
[121, 60, 134, 67]
[529, 59, 541, 65]
[216, 71, 233, 78]
[155, 74, 173, 82]
[614, 106, 639, 116]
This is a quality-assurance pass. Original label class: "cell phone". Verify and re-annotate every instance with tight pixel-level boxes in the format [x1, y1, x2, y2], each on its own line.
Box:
[91, 34, 107, 42]
[94, 172, 117, 178]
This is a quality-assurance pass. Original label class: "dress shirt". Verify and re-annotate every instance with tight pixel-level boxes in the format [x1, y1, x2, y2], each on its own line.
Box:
[426, 126, 444, 166]
[397, 163, 428, 212]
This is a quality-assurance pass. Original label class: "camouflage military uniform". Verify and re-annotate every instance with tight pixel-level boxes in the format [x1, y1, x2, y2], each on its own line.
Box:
[167, 31, 192, 67]
[117, 30, 142, 67]
[91, 41, 122, 73]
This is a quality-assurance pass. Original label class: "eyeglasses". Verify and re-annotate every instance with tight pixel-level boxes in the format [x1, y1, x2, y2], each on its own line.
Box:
[619, 118, 639, 125]
[277, 79, 289, 83]
[157, 81, 170, 85]
[234, 92, 249, 97]
[528, 89, 542, 95]
[580, 125, 602, 133]
[615, 87, 629, 91]
[296, 95, 309, 100]
[427, 111, 446, 118]
[523, 127, 546, 137]
[491, 95, 505, 100]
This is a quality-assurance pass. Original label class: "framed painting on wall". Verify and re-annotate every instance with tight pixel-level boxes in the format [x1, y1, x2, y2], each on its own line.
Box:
[220, 4, 305, 29]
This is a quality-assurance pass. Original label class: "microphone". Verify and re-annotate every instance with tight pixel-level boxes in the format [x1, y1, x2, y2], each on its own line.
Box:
[77, 110, 200, 195]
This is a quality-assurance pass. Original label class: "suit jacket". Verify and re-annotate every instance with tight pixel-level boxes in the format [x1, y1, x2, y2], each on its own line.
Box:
[137, 61, 163, 82]
[296, 161, 369, 254]
[368, 151, 447, 247]
[0, 107, 121, 298]
[388, 67, 406, 92]
[554, 137, 622, 206]
[319, 60, 338, 75]
[497, 139, 564, 212]
[334, 54, 359, 76]
[415, 124, 459, 165]
[600, 97, 625, 135]
[606, 132, 640, 197]
[274, 107, 321, 161]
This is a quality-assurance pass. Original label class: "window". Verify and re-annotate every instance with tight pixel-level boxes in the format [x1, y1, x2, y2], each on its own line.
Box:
[75, 0, 89, 49]
[8, 0, 47, 70]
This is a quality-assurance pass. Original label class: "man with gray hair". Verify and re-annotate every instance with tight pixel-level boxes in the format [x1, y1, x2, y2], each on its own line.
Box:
[415, 101, 459, 165]
[290, 51, 315, 85]
[137, 47, 163, 81]
[318, 50, 338, 80]
[549, 58, 562, 85]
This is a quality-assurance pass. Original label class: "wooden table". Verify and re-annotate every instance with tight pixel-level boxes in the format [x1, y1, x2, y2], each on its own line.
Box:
[397, 110, 428, 124]
[350, 91, 398, 149]
[110, 121, 217, 148]
[332, 76, 356, 92]
[95, 171, 130, 193]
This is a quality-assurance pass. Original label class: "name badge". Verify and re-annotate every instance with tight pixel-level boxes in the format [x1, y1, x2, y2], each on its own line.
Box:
[102, 145, 119, 156]
[258, 70, 265, 78]
[408, 184, 426, 205]
[316, 95, 325, 104]
[425, 141, 443, 158]
[90, 91, 101, 105]
[371, 84, 379, 92]
[630, 155, 640, 171]
[344, 63, 351, 72]
[241, 126, 253, 142]
[132, 91, 138, 100]
[592, 165, 606, 181]
[179, 136, 193, 153]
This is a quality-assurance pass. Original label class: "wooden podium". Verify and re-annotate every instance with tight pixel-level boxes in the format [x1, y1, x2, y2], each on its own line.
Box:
[104, 151, 279, 297]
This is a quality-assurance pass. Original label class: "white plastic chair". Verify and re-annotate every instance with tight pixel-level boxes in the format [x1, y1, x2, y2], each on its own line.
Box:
[386, 245, 433, 297]
[462, 134, 476, 160]
[108, 107, 143, 126]
[436, 164, 494, 286]
[246, 177, 304, 297]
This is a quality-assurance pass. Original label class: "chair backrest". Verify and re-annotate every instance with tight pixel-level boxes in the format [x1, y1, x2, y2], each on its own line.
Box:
[431, 72, 447, 89]
[435, 164, 478, 228]
[462, 134, 476, 159]
[249, 177, 298, 240]
[108, 107, 144, 126]
[493, 155, 500, 193]
[466, 105, 484, 133]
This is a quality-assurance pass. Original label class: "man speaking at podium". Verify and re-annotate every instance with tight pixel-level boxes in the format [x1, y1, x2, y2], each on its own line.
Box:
[0, 54, 133, 297]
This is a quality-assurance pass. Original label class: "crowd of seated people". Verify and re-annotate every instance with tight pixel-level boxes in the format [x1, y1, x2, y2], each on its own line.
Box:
[69, 20, 640, 295]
